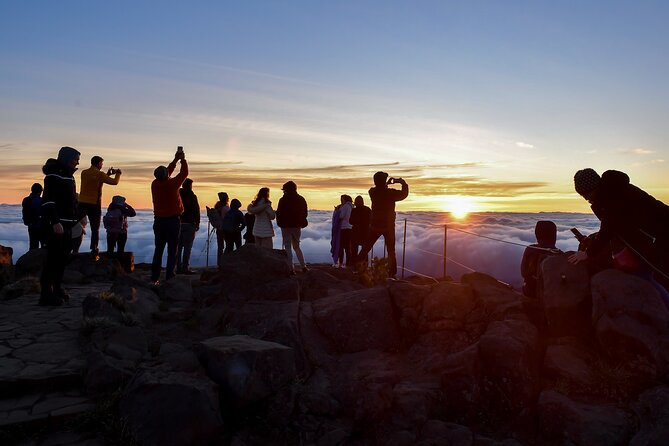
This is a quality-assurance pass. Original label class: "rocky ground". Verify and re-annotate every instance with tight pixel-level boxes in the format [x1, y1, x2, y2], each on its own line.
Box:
[0, 244, 668, 445]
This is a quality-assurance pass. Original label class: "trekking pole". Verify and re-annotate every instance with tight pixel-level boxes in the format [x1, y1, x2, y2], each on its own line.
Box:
[443, 224, 448, 278]
[401, 218, 407, 279]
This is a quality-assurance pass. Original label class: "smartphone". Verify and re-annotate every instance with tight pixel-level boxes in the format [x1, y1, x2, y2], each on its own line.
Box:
[177, 146, 184, 153]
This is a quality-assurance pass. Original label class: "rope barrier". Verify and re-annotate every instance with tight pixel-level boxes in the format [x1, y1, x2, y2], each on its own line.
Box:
[397, 266, 439, 283]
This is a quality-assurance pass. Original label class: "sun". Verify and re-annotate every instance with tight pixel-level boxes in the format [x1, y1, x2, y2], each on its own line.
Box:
[445, 195, 474, 219]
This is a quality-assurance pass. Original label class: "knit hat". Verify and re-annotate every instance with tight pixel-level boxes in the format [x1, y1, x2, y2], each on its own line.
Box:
[282, 181, 297, 192]
[154, 166, 168, 180]
[574, 168, 601, 197]
[535, 220, 557, 248]
[57, 146, 81, 166]
[373, 171, 388, 187]
[112, 195, 126, 206]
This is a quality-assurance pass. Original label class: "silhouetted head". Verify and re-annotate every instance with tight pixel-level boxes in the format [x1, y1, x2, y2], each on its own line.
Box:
[354, 195, 364, 207]
[340, 194, 352, 204]
[230, 198, 242, 209]
[154, 166, 168, 180]
[282, 181, 297, 193]
[91, 156, 103, 168]
[574, 168, 601, 198]
[182, 178, 193, 191]
[534, 220, 557, 248]
[373, 171, 388, 187]
[112, 195, 126, 206]
[57, 146, 81, 172]
[218, 192, 229, 205]
[31, 183, 43, 194]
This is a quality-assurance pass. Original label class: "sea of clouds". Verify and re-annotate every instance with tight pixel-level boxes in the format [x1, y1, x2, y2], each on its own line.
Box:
[0, 205, 600, 289]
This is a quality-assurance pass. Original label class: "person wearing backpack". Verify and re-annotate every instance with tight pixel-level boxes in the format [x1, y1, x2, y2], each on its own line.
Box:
[222, 198, 246, 253]
[520, 220, 560, 298]
[104, 195, 136, 255]
[177, 178, 200, 274]
[22, 183, 44, 250]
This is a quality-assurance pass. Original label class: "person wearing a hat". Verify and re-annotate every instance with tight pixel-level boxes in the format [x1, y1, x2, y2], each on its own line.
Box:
[104, 195, 136, 255]
[78, 155, 122, 255]
[357, 171, 409, 278]
[276, 180, 309, 273]
[568, 169, 669, 295]
[150, 148, 188, 284]
[39, 146, 81, 305]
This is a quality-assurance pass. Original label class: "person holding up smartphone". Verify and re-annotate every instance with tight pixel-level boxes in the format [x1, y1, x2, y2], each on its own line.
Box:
[150, 146, 189, 284]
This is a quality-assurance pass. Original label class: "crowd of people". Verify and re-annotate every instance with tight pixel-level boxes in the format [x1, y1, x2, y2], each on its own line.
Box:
[21, 145, 669, 308]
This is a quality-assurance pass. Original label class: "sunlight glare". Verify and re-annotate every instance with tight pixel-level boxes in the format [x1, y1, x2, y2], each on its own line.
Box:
[445, 195, 474, 219]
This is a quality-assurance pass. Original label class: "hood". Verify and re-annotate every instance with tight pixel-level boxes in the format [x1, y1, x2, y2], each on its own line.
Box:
[42, 158, 63, 175]
[534, 220, 557, 248]
[230, 198, 242, 210]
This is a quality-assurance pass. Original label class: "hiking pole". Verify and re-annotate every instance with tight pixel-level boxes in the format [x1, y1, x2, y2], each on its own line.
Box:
[401, 218, 407, 279]
[443, 224, 448, 278]
[206, 221, 210, 268]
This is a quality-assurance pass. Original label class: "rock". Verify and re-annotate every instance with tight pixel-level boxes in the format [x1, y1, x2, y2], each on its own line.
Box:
[537, 390, 634, 445]
[0, 276, 40, 300]
[591, 269, 669, 379]
[630, 386, 669, 445]
[419, 282, 483, 335]
[158, 343, 202, 373]
[543, 338, 596, 390]
[539, 255, 592, 336]
[110, 277, 161, 327]
[156, 275, 193, 305]
[312, 287, 400, 353]
[84, 350, 136, 396]
[439, 345, 481, 423]
[66, 252, 124, 282]
[478, 319, 541, 415]
[15, 248, 46, 278]
[460, 272, 523, 319]
[388, 281, 430, 342]
[418, 420, 473, 446]
[196, 335, 296, 407]
[82, 293, 126, 326]
[218, 244, 291, 284]
[298, 268, 365, 301]
[391, 380, 441, 430]
[120, 364, 223, 446]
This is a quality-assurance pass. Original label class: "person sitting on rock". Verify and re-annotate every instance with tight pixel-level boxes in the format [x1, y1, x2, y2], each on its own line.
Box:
[521, 220, 560, 298]
[568, 168, 669, 304]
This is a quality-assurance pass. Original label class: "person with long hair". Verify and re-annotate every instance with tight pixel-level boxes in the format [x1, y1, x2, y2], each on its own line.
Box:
[214, 192, 230, 267]
[247, 187, 275, 249]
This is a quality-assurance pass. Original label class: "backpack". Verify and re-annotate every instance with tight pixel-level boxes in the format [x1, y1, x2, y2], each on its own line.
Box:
[103, 208, 124, 234]
[206, 206, 222, 230]
[22, 195, 40, 226]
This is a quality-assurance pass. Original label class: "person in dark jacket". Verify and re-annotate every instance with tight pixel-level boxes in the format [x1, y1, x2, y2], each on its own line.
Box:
[243, 213, 255, 244]
[357, 171, 409, 278]
[350, 195, 371, 262]
[521, 220, 560, 298]
[104, 195, 136, 255]
[222, 198, 246, 253]
[40, 146, 81, 305]
[22, 183, 44, 250]
[177, 178, 200, 274]
[276, 181, 309, 273]
[568, 168, 669, 289]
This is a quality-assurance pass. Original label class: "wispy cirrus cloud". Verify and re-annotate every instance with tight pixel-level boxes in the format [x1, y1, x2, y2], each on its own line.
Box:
[515, 142, 534, 149]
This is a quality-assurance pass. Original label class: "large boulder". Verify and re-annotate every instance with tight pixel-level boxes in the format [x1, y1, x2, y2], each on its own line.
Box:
[388, 282, 430, 342]
[0, 276, 39, 300]
[460, 272, 524, 319]
[537, 390, 634, 445]
[196, 335, 296, 407]
[14, 247, 46, 278]
[65, 252, 125, 282]
[439, 345, 482, 423]
[312, 287, 400, 353]
[631, 386, 669, 445]
[0, 244, 13, 290]
[110, 277, 161, 327]
[539, 255, 591, 336]
[478, 319, 541, 415]
[591, 269, 669, 379]
[84, 350, 136, 396]
[543, 338, 597, 390]
[298, 268, 365, 301]
[419, 282, 483, 335]
[120, 364, 223, 446]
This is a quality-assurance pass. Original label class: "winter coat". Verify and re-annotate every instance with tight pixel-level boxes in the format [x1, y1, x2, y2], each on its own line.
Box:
[22, 192, 42, 227]
[79, 166, 120, 205]
[179, 189, 201, 227]
[521, 221, 559, 298]
[248, 198, 275, 238]
[41, 158, 79, 229]
[587, 170, 669, 277]
[338, 201, 353, 230]
[105, 202, 136, 234]
[368, 183, 409, 230]
[276, 192, 308, 228]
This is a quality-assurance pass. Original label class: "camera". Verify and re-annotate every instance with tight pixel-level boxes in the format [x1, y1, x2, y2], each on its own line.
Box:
[108, 167, 116, 175]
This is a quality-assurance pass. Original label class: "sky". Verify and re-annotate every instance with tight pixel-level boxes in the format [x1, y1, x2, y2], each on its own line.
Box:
[1, 1, 668, 212]
[0, 205, 599, 288]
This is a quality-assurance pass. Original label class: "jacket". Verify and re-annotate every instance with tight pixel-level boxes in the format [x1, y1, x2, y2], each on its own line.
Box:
[105, 202, 137, 234]
[22, 192, 42, 227]
[179, 189, 201, 227]
[587, 170, 669, 277]
[41, 158, 79, 228]
[368, 183, 409, 230]
[151, 160, 188, 217]
[248, 198, 275, 238]
[276, 191, 308, 228]
[350, 205, 371, 244]
[79, 166, 121, 205]
[339, 201, 353, 229]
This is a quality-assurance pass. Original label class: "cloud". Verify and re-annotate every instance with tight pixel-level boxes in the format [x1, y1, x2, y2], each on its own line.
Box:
[515, 142, 534, 149]
[0, 205, 598, 290]
[621, 148, 655, 155]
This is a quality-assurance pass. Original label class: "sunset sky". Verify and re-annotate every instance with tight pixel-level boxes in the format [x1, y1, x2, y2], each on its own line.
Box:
[1, 1, 667, 212]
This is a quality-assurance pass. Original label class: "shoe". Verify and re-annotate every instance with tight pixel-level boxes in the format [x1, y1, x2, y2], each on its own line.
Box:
[39, 294, 63, 306]
[302, 266, 309, 273]
[54, 289, 70, 302]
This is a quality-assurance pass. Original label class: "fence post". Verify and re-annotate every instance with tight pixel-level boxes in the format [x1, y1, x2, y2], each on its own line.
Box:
[443, 224, 447, 278]
[401, 219, 407, 279]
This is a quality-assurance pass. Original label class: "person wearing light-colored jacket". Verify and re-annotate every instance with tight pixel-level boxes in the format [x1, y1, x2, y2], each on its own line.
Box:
[247, 187, 276, 249]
